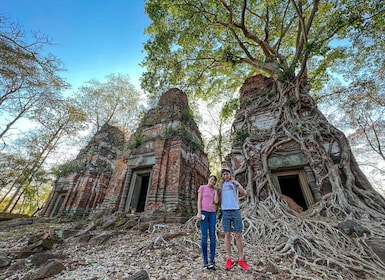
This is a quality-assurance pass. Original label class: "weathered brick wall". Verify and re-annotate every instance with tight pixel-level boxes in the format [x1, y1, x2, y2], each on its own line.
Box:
[99, 158, 126, 210]
[120, 88, 209, 222]
[43, 88, 209, 221]
[145, 138, 208, 220]
[224, 75, 278, 186]
[99, 88, 209, 222]
[42, 124, 125, 218]
[225, 75, 324, 202]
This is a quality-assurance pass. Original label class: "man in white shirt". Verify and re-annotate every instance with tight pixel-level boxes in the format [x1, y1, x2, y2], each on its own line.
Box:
[219, 168, 250, 271]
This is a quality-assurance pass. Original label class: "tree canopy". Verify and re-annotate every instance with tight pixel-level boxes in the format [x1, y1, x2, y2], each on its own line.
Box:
[142, 0, 385, 100]
[0, 15, 69, 148]
[75, 73, 142, 134]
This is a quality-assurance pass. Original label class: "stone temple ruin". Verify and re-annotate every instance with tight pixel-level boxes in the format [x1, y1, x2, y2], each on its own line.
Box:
[42, 88, 209, 222]
[43, 75, 330, 220]
[42, 124, 126, 218]
[223, 75, 323, 212]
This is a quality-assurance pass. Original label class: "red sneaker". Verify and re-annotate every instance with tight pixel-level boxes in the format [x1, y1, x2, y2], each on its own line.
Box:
[238, 259, 250, 271]
[225, 258, 233, 270]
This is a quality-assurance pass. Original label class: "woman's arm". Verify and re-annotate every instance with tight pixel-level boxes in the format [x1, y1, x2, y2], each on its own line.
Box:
[197, 191, 203, 220]
[214, 186, 219, 204]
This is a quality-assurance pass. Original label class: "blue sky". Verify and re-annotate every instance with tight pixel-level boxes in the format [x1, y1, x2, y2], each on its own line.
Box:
[2, 0, 150, 92]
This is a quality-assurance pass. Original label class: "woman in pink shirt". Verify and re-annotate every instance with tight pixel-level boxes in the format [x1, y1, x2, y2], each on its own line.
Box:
[197, 175, 219, 269]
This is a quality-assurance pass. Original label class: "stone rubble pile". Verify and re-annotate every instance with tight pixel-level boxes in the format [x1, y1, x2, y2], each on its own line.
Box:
[0, 217, 286, 280]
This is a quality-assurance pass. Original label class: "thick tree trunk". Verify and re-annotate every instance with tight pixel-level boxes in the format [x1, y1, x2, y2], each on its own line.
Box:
[226, 75, 385, 213]
[219, 75, 385, 279]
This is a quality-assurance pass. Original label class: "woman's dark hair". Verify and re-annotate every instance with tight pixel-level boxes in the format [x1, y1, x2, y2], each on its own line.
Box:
[209, 175, 217, 182]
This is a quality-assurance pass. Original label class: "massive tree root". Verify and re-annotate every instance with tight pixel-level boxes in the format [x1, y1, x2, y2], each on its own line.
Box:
[185, 194, 385, 279]
[186, 76, 385, 279]
[242, 199, 385, 279]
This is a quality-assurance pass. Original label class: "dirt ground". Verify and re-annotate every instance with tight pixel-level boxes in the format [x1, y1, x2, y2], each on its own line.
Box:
[0, 218, 302, 280]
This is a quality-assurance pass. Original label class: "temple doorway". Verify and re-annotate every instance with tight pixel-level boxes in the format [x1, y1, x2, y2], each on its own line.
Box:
[127, 169, 152, 213]
[272, 170, 314, 211]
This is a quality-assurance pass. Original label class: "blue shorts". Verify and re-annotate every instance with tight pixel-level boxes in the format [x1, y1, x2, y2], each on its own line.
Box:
[222, 209, 243, 233]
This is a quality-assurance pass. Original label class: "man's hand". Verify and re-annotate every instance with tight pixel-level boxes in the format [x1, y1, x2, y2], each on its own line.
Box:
[230, 176, 237, 186]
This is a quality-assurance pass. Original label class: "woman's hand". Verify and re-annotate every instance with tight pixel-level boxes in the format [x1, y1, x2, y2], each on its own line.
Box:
[219, 178, 224, 186]
[197, 213, 202, 220]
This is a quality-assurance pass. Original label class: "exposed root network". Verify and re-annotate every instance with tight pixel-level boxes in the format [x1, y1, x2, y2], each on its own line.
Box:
[182, 77, 385, 279]
[184, 197, 385, 279]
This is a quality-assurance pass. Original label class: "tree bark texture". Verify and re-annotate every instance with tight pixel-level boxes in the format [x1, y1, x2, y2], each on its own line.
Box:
[217, 75, 385, 279]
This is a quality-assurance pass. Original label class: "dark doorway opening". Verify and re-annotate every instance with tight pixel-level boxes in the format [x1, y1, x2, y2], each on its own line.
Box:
[52, 194, 66, 216]
[137, 174, 150, 212]
[130, 172, 151, 213]
[278, 174, 308, 210]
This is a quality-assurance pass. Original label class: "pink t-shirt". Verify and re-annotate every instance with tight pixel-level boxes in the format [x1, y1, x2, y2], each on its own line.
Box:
[198, 185, 216, 212]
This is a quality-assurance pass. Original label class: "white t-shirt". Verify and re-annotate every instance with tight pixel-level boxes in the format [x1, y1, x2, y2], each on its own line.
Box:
[221, 181, 240, 210]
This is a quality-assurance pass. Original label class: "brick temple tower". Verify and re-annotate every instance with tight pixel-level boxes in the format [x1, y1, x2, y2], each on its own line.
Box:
[43, 88, 209, 222]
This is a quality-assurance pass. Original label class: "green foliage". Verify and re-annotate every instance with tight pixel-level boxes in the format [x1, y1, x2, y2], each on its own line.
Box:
[129, 133, 143, 149]
[0, 15, 69, 147]
[221, 46, 237, 65]
[221, 98, 240, 120]
[285, 96, 295, 106]
[181, 132, 204, 151]
[143, 117, 156, 127]
[204, 127, 232, 174]
[313, 2, 385, 174]
[133, 136, 142, 148]
[164, 127, 204, 151]
[0, 16, 91, 215]
[53, 161, 83, 177]
[289, 124, 308, 137]
[142, 0, 384, 102]
[0, 151, 53, 215]
[75, 73, 142, 134]
[235, 129, 249, 143]
[181, 108, 196, 127]
[1, 116, 84, 214]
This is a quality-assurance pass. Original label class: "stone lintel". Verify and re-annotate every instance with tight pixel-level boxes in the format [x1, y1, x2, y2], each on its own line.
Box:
[126, 153, 155, 168]
[268, 151, 307, 170]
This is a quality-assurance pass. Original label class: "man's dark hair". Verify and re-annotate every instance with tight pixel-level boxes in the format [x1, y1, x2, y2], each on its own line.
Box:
[221, 168, 231, 175]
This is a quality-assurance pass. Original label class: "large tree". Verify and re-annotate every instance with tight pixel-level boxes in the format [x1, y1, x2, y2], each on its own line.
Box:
[75, 73, 142, 134]
[0, 15, 85, 215]
[316, 3, 385, 192]
[0, 98, 86, 214]
[0, 15, 68, 148]
[142, 0, 385, 278]
[198, 100, 233, 172]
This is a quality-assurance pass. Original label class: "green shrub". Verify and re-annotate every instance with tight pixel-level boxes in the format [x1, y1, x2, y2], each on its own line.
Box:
[53, 162, 83, 177]
[235, 129, 249, 143]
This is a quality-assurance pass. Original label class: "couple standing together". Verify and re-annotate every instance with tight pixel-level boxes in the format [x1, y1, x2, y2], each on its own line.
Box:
[197, 168, 250, 271]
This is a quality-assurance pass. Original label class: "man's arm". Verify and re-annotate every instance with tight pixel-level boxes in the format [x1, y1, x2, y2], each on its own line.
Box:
[231, 178, 247, 196]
